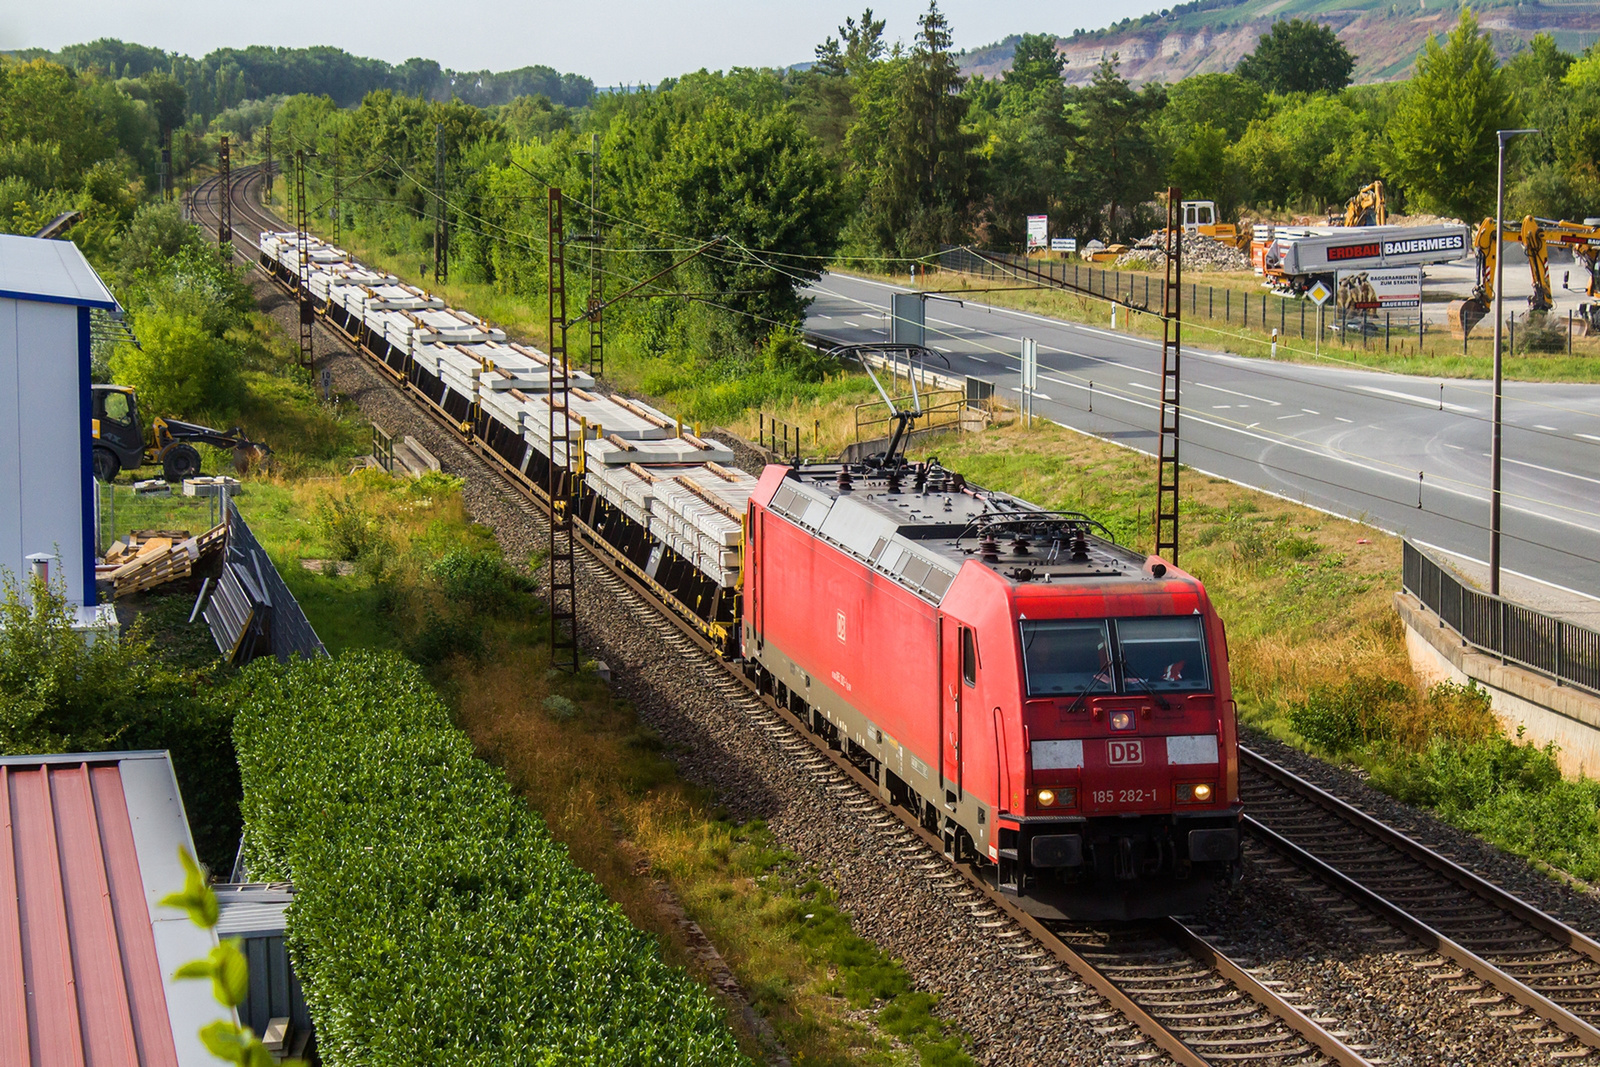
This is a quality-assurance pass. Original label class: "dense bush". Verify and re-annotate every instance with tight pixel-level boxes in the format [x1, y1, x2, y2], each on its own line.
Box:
[0, 575, 239, 872]
[232, 651, 750, 1066]
[1288, 675, 1600, 879]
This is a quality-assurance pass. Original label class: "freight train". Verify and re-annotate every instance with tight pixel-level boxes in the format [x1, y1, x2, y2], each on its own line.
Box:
[258, 230, 1242, 919]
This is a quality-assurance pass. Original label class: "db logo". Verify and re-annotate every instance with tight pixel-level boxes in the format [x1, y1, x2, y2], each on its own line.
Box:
[836, 610, 847, 643]
[1107, 739, 1144, 766]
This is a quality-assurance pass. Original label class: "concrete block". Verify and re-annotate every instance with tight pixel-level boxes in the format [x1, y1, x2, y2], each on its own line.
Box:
[133, 479, 170, 496]
[182, 476, 241, 497]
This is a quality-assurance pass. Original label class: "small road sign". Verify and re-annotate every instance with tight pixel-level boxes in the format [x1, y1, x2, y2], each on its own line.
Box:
[1307, 280, 1332, 306]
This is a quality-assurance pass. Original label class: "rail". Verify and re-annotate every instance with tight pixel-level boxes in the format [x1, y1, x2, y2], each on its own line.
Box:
[1402, 539, 1600, 695]
[193, 166, 1370, 1066]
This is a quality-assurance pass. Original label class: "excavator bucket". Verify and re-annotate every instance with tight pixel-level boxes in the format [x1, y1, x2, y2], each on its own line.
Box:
[1446, 298, 1490, 340]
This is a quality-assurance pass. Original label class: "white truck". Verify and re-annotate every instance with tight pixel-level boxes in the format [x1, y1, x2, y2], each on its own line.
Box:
[1252, 223, 1471, 297]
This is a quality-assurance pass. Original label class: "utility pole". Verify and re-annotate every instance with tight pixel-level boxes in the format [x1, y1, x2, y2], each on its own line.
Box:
[295, 150, 313, 368]
[217, 135, 232, 259]
[587, 132, 603, 377]
[546, 187, 578, 674]
[1155, 187, 1184, 564]
[433, 123, 448, 286]
[262, 126, 272, 201]
[1490, 129, 1538, 596]
[331, 138, 342, 246]
[160, 130, 172, 202]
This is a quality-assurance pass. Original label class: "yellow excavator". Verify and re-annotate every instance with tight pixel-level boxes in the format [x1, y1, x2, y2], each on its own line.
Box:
[1447, 215, 1600, 338]
[1331, 181, 1387, 228]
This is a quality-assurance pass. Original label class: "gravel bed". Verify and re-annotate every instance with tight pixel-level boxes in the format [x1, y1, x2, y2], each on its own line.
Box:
[251, 269, 1585, 1066]
[1243, 730, 1600, 939]
[1197, 845, 1571, 1066]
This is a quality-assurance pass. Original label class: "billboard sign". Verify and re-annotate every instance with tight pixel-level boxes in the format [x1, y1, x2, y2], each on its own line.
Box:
[1026, 215, 1049, 252]
[1336, 267, 1422, 312]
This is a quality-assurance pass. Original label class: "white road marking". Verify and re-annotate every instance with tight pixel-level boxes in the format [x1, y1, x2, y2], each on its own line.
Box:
[1336, 417, 1354, 423]
[1126, 381, 1159, 392]
[1277, 414, 1305, 420]
[1302, 408, 1320, 415]
[968, 355, 989, 363]
[1192, 381, 1281, 406]
[1501, 455, 1600, 488]
[1536, 424, 1559, 432]
[1359, 384, 1476, 414]
[1580, 433, 1600, 443]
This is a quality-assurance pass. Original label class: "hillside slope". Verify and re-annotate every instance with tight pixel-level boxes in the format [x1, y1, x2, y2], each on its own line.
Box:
[959, 0, 1600, 86]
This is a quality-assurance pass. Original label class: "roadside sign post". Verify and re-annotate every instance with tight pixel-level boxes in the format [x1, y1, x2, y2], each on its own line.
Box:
[1021, 337, 1039, 426]
[1026, 215, 1049, 254]
[1307, 280, 1332, 357]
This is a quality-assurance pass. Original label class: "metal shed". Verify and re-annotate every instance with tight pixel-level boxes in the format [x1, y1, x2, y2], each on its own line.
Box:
[0, 235, 119, 611]
[0, 750, 236, 1065]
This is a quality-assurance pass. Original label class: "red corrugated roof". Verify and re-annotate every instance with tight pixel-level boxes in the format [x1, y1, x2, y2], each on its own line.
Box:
[0, 758, 181, 1067]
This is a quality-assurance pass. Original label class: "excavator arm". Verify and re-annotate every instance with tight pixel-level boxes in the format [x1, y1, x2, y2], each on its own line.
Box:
[1339, 181, 1386, 227]
[1455, 215, 1585, 336]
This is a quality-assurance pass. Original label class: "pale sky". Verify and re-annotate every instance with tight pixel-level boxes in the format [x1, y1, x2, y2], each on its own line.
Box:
[0, 1, 1164, 86]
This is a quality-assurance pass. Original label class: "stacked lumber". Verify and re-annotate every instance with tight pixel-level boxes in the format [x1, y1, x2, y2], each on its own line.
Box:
[104, 524, 226, 598]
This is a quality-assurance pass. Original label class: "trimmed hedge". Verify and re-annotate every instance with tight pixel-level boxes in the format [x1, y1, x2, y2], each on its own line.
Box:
[232, 651, 750, 1066]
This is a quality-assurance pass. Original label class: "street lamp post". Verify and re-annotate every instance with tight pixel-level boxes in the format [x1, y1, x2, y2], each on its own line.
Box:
[1490, 128, 1538, 597]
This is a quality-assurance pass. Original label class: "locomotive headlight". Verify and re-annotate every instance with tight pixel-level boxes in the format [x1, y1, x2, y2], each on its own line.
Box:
[1109, 710, 1134, 731]
[1193, 783, 1213, 802]
[1177, 782, 1216, 803]
[1036, 789, 1057, 807]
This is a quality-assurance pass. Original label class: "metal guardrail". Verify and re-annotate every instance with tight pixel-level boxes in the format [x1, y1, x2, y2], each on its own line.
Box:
[1402, 540, 1600, 695]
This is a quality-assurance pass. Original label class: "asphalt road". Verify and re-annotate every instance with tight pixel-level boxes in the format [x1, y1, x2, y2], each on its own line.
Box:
[804, 272, 1600, 603]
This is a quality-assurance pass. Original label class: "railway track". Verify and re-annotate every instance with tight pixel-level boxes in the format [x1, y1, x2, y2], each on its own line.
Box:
[1242, 746, 1600, 1060]
[185, 165, 1591, 1065]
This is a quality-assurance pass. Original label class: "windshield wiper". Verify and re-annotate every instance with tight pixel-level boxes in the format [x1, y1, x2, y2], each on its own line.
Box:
[1060, 673, 1112, 716]
[1118, 659, 1173, 710]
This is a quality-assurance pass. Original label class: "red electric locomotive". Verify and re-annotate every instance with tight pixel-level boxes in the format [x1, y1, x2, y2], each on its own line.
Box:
[743, 459, 1241, 920]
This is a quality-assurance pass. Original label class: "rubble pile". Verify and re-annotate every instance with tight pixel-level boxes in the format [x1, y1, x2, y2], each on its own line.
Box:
[1114, 230, 1253, 272]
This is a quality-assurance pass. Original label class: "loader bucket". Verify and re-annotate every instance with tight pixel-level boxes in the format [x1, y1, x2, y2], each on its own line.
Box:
[1446, 298, 1489, 340]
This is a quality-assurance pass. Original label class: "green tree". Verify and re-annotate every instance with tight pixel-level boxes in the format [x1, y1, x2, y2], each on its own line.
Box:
[1003, 33, 1065, 103]
[1235, 18, 1356, 95]
[845, 2, 977, 253]
[1388, 8, 1512, 220]
[1064, 55, 1166, 241]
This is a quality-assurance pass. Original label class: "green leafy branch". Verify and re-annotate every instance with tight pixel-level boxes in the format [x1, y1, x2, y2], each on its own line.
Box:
[162, 848, 306, 1067]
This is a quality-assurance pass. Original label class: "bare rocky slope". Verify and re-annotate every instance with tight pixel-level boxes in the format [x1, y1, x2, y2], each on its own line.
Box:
[958, 0, 1600, 86]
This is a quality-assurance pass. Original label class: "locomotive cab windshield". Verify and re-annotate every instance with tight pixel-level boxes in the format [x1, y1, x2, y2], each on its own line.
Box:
[1022, 616, 1209, 696]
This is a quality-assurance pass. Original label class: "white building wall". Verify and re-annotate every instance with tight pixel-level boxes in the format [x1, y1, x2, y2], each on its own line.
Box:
[0, 296, 90, 605]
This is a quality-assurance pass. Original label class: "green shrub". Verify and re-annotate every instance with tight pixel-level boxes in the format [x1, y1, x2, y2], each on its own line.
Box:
[1287, 675, 1409, 755]
[231, 651, 750, 1066]
[403, 610, 484, 665]
[542, 694, 580, 721]
[427, 549, 531, 615]
[315, 495, 386, 561]
[0, 576, 239, 873]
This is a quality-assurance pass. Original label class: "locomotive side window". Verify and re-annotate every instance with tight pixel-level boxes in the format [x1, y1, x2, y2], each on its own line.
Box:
[1116, 616, 1210, 691]
[1020, 621, 1114, 696]
[961, 628, 977, 687]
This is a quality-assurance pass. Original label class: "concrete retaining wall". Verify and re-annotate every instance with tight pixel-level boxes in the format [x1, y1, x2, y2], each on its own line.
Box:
[1397, 592, 1600, 779]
